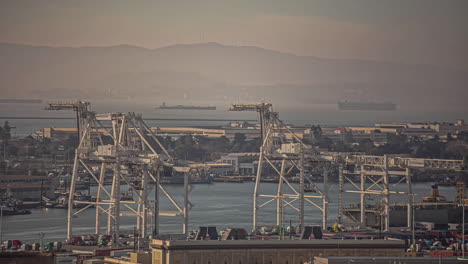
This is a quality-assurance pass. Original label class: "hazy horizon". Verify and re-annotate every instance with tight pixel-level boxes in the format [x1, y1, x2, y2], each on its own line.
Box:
[1, 1, 467, 124]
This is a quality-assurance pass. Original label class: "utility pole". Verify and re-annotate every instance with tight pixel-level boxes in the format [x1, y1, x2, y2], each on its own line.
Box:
[322, 168, 329, 230]
[183, 172, 189, 235]
[462, 204, 465, 259]
[360, 165, 366, 228]
[152, 169, 160, 238]
[0, 206, 3, 245]
[298, 148, 305, 233]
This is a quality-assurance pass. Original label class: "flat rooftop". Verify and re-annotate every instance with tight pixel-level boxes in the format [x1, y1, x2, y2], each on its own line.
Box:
[151, 238, 406, 250]
[314, 256, 465, 264]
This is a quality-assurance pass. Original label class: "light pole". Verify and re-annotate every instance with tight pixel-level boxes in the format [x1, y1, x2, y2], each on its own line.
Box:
[463, 203, 465, 259]
[458, 202, 466, 261]
[0, 205, 3, 245]
[411, 193, 416, 249]
[39, 232, 45, 252]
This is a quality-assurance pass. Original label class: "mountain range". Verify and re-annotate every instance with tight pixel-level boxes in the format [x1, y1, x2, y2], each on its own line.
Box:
[0, 42, 466, 109]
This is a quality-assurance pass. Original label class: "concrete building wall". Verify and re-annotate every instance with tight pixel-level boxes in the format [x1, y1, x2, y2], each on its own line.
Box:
[221, 154, 258, 175]
[239, 163, 256, 175]
[208, 164, 234, 176]
[154, 247, 403, 264]
[314, 256, 467, 264]
[151, 239, 405, 264]
[0, 253, 55, 264]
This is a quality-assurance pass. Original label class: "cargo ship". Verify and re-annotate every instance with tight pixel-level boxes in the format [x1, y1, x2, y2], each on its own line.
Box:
[0, 99, 42, 104]
[156, 102, 216, 110]
[338, 101, 396, 111]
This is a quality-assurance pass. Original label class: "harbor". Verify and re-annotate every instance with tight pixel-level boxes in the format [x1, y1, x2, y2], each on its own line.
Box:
[0, 182, 464, 242]
[1, 0, 467, 262]
[0, 102, 467, 264]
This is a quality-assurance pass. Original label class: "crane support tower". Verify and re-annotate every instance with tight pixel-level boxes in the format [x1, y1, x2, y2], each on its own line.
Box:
[46, 101, 192, 243]
[230, 103, 328, 233]
[231, 102, 465, 233]
[330, 154, 465, 232]
[46, 101, 91, 142]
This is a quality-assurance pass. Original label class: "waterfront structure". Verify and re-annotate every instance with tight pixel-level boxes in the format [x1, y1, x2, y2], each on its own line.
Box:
[0, 174, 56, 199]
[333, 154, 465, 232]
[36, 125, 309, 141]
[346, 126, 438, 138]
[230, 103, 328, 232]
[323, 128, 389, 144]
[313, 256, 467, 264]
[34, 127, 108, 141]
[228, 102, 465, 234]
[349, 119, 468, 138]
[220, 153, 258, 175]
[150, 239, 406, 264]
[45, 101, 191, 243]
[151, 127, 226, 138]
[201, 163, 234, 176]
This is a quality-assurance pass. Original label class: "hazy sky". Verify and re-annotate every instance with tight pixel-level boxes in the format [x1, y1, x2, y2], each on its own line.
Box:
[1, 0, 467, 69]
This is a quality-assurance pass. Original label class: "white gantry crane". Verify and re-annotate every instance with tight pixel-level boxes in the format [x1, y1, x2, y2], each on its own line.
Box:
[231, 102, 465, 233]
[230, 103, 328, 233]
[46, 102, 191, 243]
[331, 154, 465, 232]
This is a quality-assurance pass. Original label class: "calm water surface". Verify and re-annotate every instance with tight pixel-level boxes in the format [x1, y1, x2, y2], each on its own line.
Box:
[1, 182, 454, 242]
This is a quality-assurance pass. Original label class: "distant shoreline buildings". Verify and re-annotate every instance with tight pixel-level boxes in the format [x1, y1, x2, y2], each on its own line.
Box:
[34, 119, 468, 143]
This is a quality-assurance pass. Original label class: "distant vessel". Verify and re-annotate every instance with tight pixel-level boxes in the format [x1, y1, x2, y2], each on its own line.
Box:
[0, 200, 31, 215]
[0, 99, 42, 104]
[156, 102, 216, 111]
[338, 101, 396, 111]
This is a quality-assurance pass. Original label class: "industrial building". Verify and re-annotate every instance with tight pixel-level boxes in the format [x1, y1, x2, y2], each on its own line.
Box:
[370, 119, 468, 137]
[150, 239, 406, 264]
[0, 174, 56, 200]
[220, 153, 259, 175]
[312, 256, 467, 264]
[323, 128, 389, 144]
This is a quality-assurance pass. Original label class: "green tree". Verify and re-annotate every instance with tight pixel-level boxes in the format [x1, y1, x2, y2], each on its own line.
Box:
[0, 121, 11, 140]
[332, 140, 353, 152]
[230, 133, 247, 152]
[353, 138, 376, 154]
[173, 135, 206, 161]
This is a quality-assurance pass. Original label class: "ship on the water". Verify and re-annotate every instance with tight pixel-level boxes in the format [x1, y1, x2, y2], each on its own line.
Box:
[338, 101, 396, 111]
[0, 99, 42, 104]
[156, 102, 216, 110]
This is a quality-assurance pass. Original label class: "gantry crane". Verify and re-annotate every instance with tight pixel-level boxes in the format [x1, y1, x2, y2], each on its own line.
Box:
[328, 154, 465, 231]
[231, 102, 465, 233]
[46, 102, 191, 243]
[45, 101, 91, 142]
[230, 103, 328, 232]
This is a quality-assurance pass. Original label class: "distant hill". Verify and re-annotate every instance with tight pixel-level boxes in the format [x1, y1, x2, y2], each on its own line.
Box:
[0, 42, 466, 108]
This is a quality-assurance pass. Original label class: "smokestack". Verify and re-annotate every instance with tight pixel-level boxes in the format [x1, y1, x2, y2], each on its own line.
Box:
[431, 184, 440, 197]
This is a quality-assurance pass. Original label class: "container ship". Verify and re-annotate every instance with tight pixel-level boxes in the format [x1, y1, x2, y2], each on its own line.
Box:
[338, 101, 396, 111]
[156, 102, 216, 110]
